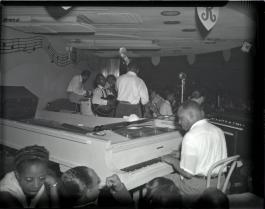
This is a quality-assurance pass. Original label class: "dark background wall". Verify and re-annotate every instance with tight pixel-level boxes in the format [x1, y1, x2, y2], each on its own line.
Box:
[136, 47, 253, 104]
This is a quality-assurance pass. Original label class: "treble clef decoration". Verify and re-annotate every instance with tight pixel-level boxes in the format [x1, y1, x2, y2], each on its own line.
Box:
[201, 7, 216, 22]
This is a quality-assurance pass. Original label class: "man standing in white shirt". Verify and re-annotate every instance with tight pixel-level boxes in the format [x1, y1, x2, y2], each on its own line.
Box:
[67, 70, 91, 104]
[162, 100, 227, 199]
[115, 62, 149, 118]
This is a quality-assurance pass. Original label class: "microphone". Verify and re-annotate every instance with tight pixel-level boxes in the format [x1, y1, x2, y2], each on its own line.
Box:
[179, 72, 186, 80]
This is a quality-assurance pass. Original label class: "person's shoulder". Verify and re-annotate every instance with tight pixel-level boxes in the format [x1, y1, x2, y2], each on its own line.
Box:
[0, 191, 22, 207]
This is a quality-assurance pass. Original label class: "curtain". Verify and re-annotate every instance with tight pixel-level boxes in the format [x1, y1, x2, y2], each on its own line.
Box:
[100, 58, 120, 77]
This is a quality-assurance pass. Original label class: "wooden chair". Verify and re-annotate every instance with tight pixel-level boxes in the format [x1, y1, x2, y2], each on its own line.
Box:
[206, 155, 240, 194]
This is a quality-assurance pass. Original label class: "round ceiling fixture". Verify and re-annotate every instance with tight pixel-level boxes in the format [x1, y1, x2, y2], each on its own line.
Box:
[151, 56, 160, 66]
[223, 49, 231, 62]
[182, 28, 197, 32]
[187, 54, 196, 65]
[161, 11, 181, 16]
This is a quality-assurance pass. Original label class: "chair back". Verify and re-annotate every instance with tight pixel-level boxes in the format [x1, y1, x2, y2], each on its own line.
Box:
[206, 155, 240, 193]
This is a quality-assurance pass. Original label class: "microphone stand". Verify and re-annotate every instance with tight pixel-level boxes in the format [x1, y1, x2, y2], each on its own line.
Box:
[181, 78, 185, 103]
[179, 72, 186, 104]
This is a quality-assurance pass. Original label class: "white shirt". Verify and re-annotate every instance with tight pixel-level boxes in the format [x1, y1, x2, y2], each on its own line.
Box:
[0, 171, 45, 208]
[92, 85, 107, 106]
[67, 75, 86, 96]
[180, 119, 227, 176]
[116, 71, 149, 105]
[159, 100, 173, 116]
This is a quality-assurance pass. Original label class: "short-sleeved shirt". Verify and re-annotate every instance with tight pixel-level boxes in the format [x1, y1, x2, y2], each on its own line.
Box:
[180, 119, 227, 176]
[159, 100, 173, 116]
[67, 75, 86, 96]
[92, 85, 108, 106]
[116, 71, 149, 105]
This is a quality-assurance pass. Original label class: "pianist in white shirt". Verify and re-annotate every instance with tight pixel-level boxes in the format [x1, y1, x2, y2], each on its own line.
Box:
[67, 70, 91, 104]
[115, 61, 149, 118]
[161, 100, 227, 199]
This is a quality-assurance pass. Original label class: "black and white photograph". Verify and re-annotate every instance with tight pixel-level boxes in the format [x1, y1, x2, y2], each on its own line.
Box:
[0, 1, 264, 209]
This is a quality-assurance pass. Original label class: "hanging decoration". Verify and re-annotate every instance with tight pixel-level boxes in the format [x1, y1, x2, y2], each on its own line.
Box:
[196, 7, 219, 31]
[222, 49, 231, 62]
[151, 56, 160, 66]
[0, 36, 71, 66]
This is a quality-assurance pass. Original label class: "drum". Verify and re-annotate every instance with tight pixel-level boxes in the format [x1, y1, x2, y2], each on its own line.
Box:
[80, 99, 94, 116]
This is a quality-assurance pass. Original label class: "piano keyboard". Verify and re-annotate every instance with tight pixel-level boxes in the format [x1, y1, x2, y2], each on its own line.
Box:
[121, 158, 161, 172]
[118, 161, 174, 190]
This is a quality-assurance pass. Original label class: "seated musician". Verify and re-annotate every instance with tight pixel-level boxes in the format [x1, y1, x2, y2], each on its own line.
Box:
[67, 70, 91, 109]
[92, 73, 116, 117]
[0, 145, 59, 208]
[59, 166, 133, 208]
[161, 101, 227, 202]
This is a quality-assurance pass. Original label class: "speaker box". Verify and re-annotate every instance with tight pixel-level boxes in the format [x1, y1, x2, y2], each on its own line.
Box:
[0, 86, 38, 120]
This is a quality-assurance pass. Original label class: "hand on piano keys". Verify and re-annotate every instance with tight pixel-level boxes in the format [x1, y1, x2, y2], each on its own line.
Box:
[170, 150, 181, 159]
[161, 155, 177, 166]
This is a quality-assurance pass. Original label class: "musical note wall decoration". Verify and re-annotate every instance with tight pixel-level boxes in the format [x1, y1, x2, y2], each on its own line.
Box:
[0, 36, 72, 67]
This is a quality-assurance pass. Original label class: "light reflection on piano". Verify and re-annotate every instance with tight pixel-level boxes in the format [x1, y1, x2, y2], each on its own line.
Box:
[0, 110, 183, 190]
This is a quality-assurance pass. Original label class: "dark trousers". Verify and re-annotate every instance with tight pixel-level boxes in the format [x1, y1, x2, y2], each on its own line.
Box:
[115, 102, 142, 118]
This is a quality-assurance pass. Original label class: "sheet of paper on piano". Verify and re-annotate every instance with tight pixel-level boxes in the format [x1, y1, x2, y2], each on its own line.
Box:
[0, 110, 183, 190]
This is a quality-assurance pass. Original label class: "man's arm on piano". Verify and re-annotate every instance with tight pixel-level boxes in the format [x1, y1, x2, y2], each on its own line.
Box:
[161, 155, 193, 179]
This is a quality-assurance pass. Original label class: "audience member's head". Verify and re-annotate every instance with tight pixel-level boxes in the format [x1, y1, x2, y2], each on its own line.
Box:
[95, 73, 106, 87]
[194, 188, 229, 209]
[177, 100, 204, 131]
[106, 74, 117, 88]
[189, 90, 205, 105]
[14, 145, 49, 197]
[140, 177, 183, 209]
[166, 92, 176, 104]
[60, 166, 101, 207]
[81, 70, 91, 83]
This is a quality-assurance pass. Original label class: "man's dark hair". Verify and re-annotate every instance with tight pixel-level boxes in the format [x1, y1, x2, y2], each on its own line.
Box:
[127, 61, 139, 73]
[60, 166, 96, 204]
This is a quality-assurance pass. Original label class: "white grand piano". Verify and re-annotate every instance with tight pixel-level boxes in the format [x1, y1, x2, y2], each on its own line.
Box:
[0, 110, 182, 190]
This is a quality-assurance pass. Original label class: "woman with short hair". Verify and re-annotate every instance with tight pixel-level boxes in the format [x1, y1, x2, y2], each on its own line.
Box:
[0, 145, 59, 208]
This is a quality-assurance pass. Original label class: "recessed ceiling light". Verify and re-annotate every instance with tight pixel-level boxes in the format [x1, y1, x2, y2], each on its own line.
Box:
[206, 38, 221, 41]
[163, 20, 181, 25]
[182, 28, 197, 32]
[161, 11, 181, 16]
[204, 41, 216, 44]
